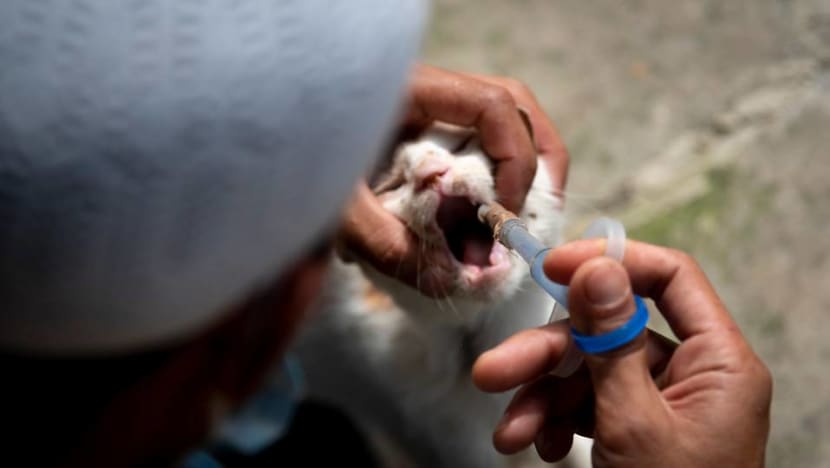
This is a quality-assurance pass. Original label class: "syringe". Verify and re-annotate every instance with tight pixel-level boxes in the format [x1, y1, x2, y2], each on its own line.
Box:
[477, 202, 628, 311]
[477, 202, 569, 306]
[478, 202, 635, 375]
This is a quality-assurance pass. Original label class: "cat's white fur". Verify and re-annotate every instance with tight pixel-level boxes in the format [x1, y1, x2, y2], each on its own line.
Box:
[294, 124, 591, 468]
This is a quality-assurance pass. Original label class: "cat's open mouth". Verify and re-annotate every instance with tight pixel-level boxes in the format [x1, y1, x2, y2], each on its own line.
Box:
[435, 195, 498, 267]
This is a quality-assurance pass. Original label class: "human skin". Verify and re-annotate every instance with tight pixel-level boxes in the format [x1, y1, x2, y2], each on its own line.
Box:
[473, 239, 772, 467]
[337, 64, 569, 296]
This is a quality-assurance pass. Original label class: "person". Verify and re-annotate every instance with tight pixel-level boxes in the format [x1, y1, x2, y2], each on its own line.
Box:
[0, 1, 770, 466]
[0, 1, 560, 465]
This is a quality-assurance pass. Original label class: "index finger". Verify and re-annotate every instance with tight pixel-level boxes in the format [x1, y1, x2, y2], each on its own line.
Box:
[543, 239, 738, 341]
[462, 74, 569, 194]
[406, 65, 537, 212]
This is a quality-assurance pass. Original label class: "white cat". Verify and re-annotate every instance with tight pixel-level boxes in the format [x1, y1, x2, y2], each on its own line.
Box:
[293, 123, 591, 468]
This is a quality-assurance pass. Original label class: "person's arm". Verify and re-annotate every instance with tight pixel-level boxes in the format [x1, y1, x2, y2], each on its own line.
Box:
[473, 239, 772, 467]
[338, 65, 569, 296]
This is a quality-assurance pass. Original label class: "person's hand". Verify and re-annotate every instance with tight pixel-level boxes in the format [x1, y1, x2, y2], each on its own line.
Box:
[473, 239, 772, 467]
[337, 64, 569, 295]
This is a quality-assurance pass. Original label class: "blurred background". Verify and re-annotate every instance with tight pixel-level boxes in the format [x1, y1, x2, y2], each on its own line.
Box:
[423, 0, 830, 466]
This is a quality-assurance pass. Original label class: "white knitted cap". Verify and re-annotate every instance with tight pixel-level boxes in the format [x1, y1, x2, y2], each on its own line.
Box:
[0, 0, 427, 354]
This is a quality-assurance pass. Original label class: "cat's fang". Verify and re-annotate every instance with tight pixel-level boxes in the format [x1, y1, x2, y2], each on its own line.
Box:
[489, 243, 510, 266]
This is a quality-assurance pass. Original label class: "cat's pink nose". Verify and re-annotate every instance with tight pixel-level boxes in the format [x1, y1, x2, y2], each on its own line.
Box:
[413, 159, 450, 192]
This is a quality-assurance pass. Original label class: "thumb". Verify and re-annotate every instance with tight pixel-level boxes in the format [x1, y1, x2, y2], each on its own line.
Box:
[567, 257, 660, 416]
[337, 183, 455, 296]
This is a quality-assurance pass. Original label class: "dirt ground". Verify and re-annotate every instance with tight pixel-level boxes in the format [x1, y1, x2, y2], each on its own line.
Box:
[424, 0, 830, 466]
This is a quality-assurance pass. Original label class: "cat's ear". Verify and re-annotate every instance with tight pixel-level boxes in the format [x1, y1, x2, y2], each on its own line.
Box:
[372, 165, 406, 194]
[517, 107, 536, 149]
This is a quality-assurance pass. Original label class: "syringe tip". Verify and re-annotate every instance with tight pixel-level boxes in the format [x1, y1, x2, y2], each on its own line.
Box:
[477, 202, 521, 238]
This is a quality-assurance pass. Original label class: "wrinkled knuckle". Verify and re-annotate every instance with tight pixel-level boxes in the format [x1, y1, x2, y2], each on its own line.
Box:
[597, 425, 634, 454]
[482, 84, 517, 110]
[503, 78, 533, 99]
[597, 408, 662, 453]
[667, 248, 698, 269]
[722, 346, 747, 367]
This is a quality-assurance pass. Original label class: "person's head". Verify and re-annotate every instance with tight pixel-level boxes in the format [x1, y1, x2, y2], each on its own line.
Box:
[0, 1, 426, 465]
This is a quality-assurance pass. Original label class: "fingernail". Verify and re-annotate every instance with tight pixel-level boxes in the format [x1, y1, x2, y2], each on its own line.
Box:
[584, 262, 627, 306]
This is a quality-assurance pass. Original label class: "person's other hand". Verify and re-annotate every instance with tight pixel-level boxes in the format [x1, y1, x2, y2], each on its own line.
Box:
[337, 64, 569, 296]
[473, 240, 772, 467]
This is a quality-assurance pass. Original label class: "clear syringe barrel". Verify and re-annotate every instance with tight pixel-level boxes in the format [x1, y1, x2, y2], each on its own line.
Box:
[499, 219, 570, 306]
[499, 219, 546, 264]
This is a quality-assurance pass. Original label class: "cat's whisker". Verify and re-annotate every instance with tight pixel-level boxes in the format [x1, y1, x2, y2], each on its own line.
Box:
[417, 236, 460, 318]
[443, 295, 461, 318]
[393, 247, 408, 282]
[418, 237, 447, 315]
[551, 188, 607, 201]
[431, 297, 448, 315]
[415, 253, 423, 292]
[415, 235, 430, 298]
[433, 296, 453, 318]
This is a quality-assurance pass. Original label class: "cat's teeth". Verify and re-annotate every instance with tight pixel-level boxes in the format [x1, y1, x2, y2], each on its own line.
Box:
[489, 243, 509, 266]
[476, 204, 490, 223]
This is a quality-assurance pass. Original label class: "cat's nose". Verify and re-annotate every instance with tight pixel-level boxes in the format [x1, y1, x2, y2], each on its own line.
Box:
[413, 159, 450, 192]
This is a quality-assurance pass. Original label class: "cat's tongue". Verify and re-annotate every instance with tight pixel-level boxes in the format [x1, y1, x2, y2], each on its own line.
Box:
[462, 237, 493, 266]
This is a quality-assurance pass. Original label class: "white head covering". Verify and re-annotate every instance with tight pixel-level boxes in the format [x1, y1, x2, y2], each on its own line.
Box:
[0, 0, 427, 354]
